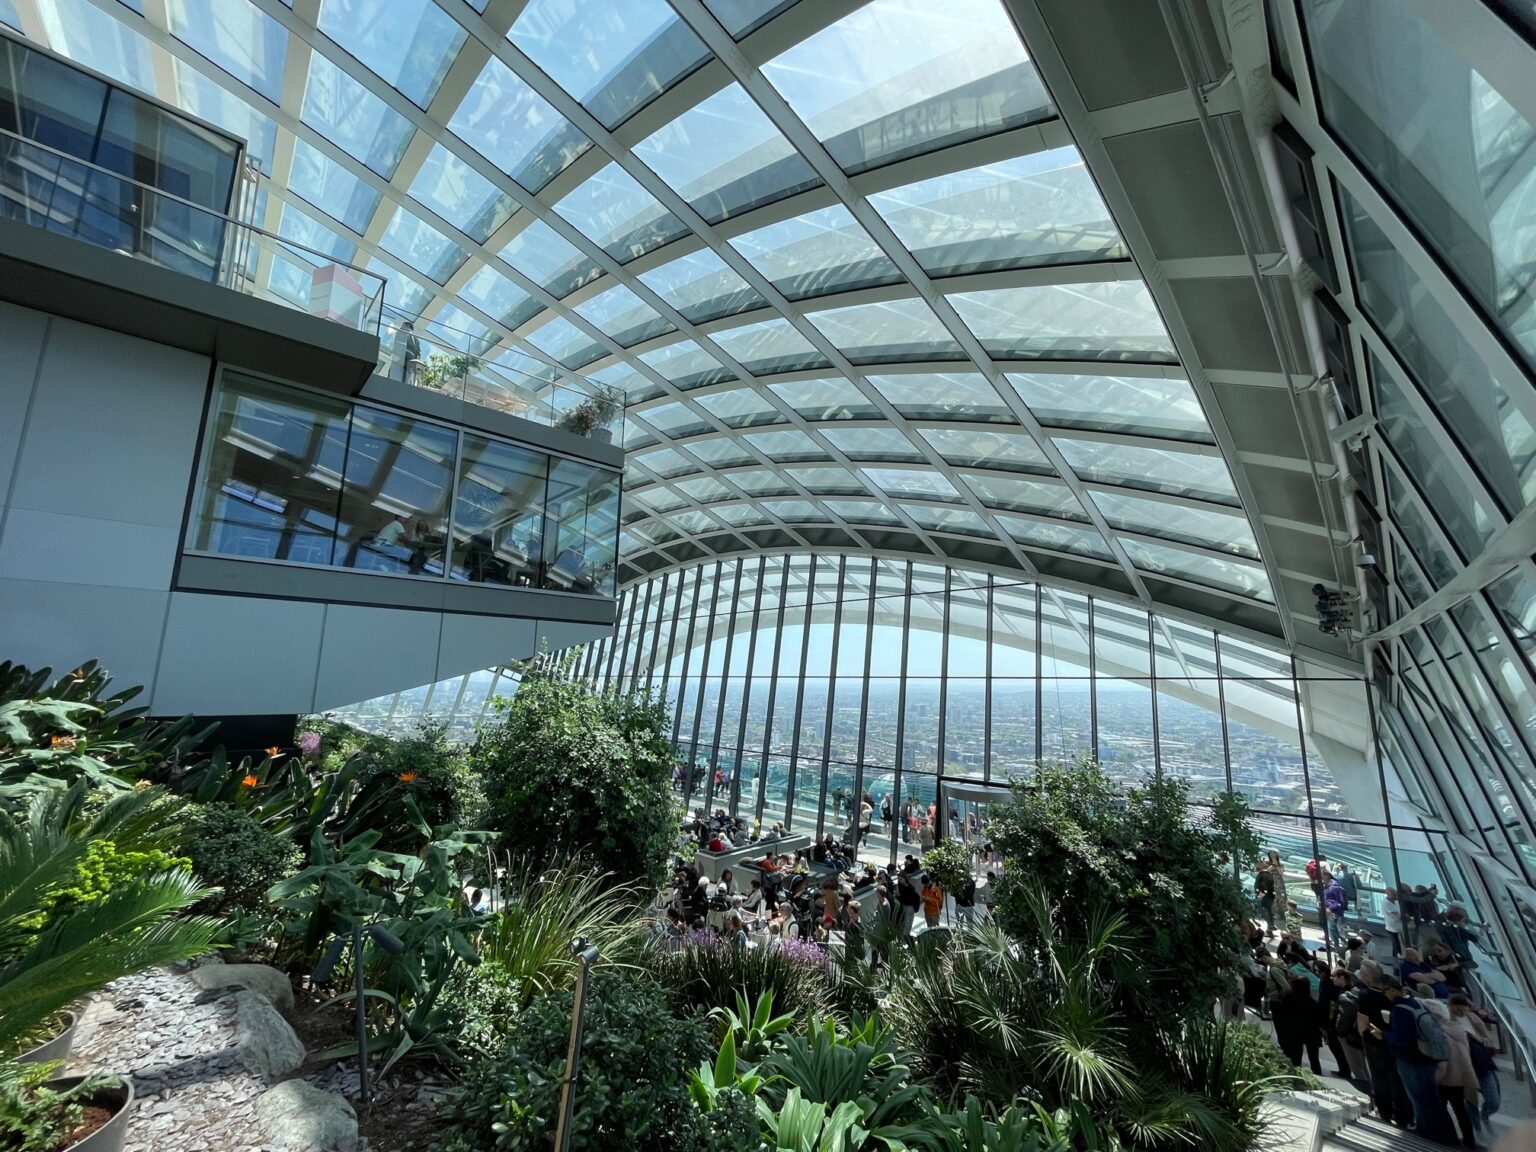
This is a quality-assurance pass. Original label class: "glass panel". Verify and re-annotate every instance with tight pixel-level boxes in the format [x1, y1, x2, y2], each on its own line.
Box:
[640, 338, 732, 388]
[166, 0, 287, 102]
[408, 145, 516, 244]
[633, 82, 820, 222]
[553, 162, 688, 261]
[524, 315, 603, 367]
[805, 298, 962, 363]
[705, 0, 799, 39]
[861, 468, 959, 502]
[761, 0, 1052, 173]
[317, 0, 465, 108]
[820, 425, 927, 462]
[710, 318, 826, 374]
[572, 283, 673, 346]
[635, 401, 709, 438]
[1487, 568, 1536, 682]
[949, 282, 1177, 362]
[824, 499, 901, 525]
[289, 138, 378, 232]
[901, 504, 989, 535]
[379, 205, 467, 284]
[870, 147, 1124, 275]
[1385, 464, 1459, 589]
[508, 0, 708, 128]
[962, 472, 1083, 518]
[1299, 0, 1536, 373]
[689, 438, 755, 467]
[1341, 188, 1536, 516]
[544, 457, 621, 596]
[869, 372, 1012, 422]
[501, 218, 602, 299]
[770, 377, 879, 420]
[188, 373, 350, 564]
[676, 475, 735, 502]
[1121, 537, 1274, 602]
[1041, 679, 1093, 761]
[301, 51, 413, 178]
[762, 498, 830, 523]
[693, 387, 784, 428]
[729, 204, 901, 299]
[334, 405, 457, 577]
[450, 435, 547, 586]
[1370, 348, 1499, 559]
[1055, 437, 1240, 504]
[1095, 604, 1151, 677]
[459, 263, 541, 329]
[1158, 679, 1228, 801]
[783, 466, 867, 494]
[997, 516, 1114, 559]
[1007, 372, 1211, 440]
[742, 428, 828, 463]
[448, 55, 589, 192]
[1091, 490, 1259, 557]
[637, 247, 765, 323]
[1096, 679, 1156, 782]
[919, 426, 1050, 473]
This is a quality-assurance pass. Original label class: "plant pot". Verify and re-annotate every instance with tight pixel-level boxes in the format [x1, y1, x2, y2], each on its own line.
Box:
[20, 1011, 78, 1066]
[589, 427, 613, 444]
[47, 1077, 133, 1152]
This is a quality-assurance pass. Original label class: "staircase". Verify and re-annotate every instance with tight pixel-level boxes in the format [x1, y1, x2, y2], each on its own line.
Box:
[1323, 1116, 1451, 1152]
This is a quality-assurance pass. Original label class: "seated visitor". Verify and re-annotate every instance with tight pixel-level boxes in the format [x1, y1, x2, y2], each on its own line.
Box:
[1399, 947, 1450, 998]
[718, 867, 737, 896]
[1427, 940, 1466, 991]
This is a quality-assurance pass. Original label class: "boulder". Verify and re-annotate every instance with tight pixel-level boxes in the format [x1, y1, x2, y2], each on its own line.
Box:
[256, 1080, 358, 1151]
[189, 964, 295, 1014]
[234, 991, 305, 1082]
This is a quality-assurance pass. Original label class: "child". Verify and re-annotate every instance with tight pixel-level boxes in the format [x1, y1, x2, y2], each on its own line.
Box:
[1285, 898, 1303, 940]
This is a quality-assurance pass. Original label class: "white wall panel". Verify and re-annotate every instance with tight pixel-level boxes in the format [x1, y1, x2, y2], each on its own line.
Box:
[154, 592, 325, 715]
[313, 604, 443, 713]
[0, 303, 48, 511]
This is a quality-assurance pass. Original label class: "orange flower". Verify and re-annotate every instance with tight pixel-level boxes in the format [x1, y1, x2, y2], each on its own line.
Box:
[264, 746, 282, 758]
[397, 771, 419, 784]
[241, 774, 259, 788]
[49, 735, 77, 752]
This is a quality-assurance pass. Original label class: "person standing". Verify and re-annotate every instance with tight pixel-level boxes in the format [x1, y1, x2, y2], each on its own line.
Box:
[880, 794, 893, 842]
[1256, 862, 1278, 937]
[1371, 977, 1451, 1143]
[895, 872, 920, 944]
[1437, 993, 1485, 1148]
[921, 875, 945, 929]
[1356, 963, 1413, 1128]
[1324, 872, 1349, 950]
[1337, 863, 1358, 916]
[1320, 966, 1353, 1078]
[954, 871, 978, 924]
[1383, 886, 1403, 957]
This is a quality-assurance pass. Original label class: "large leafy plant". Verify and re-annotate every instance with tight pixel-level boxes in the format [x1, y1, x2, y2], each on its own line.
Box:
[988, 760, 1257, 1032]
[469, 674, 678, 889]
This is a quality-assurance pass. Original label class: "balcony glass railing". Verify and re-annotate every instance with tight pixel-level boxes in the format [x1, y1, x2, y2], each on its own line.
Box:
[377, 308, 625, 445]
[0, 127, 385, 336]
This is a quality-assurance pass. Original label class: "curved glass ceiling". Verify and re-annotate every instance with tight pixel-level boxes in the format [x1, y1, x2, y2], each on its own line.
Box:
[4, 0, 1274, 622]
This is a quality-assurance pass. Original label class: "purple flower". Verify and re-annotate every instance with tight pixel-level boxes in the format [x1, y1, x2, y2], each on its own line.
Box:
[775, 936, 830, 969]
[298, 731, 321, 755]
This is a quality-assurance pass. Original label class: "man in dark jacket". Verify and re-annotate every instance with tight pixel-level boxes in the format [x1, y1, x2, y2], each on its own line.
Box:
[1372, 978, 1451, 1143]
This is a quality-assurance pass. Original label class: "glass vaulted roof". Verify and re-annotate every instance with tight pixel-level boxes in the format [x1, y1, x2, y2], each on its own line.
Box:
[7, 0, 1277, 624]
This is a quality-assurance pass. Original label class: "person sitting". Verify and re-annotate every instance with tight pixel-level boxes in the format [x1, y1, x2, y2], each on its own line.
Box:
[727, 912, 748, 949]
[1399, 947, 1450, 999]
[759, 852, 780, 873]
[706, 831, 728, 853]
[718, 868, 738, 897]
[1427, 940, 1466, 992]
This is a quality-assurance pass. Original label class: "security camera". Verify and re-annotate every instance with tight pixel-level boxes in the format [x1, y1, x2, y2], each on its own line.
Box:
[1355, 552, 1378, 569]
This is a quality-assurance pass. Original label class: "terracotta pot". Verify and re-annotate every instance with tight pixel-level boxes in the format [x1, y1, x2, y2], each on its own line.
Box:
[19, 1012, 78, 1065]
[48, 1077, 133, 1152]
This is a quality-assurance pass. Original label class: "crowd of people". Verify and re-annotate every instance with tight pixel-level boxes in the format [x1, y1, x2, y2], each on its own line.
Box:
[1241, 852, 1502, 1147]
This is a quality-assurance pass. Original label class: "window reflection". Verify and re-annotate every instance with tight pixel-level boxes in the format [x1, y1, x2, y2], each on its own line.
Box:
[333, 406, 456, 576]
[452, 436, 548, 586]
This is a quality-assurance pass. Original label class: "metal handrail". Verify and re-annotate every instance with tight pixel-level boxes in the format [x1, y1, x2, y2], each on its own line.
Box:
[0, 126, 387, 332]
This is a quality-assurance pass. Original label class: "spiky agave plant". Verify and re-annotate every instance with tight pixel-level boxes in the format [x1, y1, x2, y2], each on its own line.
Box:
[0, 782, 223, 1051]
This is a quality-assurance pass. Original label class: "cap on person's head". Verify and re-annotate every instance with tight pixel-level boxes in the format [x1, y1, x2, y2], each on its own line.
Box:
[1378, 973, 1404, 991]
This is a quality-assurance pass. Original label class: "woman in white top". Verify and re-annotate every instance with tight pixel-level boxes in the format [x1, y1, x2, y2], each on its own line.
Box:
[1383, 886, 1403, 956]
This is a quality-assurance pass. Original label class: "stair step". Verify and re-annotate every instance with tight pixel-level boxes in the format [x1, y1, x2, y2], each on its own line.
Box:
[1323, 1116, 1456, 1152]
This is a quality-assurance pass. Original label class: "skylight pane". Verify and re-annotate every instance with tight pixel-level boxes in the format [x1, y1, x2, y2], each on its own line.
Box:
[524, 315, 603, 367]
[449, 56, 589, 192]
[997, 515, 1114, 559]
[408, 145, 516, 243]
[704, 0, 800, 38]
[676, 476, 736, 502]
[863, 468, 961, 501]
[1007, 373, 1212, 440]
[317, 0, 465, 108]
[693, 388, 783, 428]
[690, 438, 756, 466]
[553, 163, 688, 261]
[949, 283, 1177, 362]
[278, 202, 357, 263]
[508, 0, 708, 128]
[633, 447, 694, 478]
[743, 429, 827, 462]
[783, 466, 867, 493]
[961, 472, 1083, 518]
[711, 502, 773, 525]
[729, 204, 901, 299]
[869, 372, 1012, 422]
[379, 206, 466, 284]
[460, 263, 542, 330]
[761, 0, 1052, 173]
[805, 298, 961, 363]
[1121, 538, 1273, 602]
[1091, 490, 1260, 558]
[1055, 438, 1239, 505]
[634, 82, 820, 222]
[33, 0, 154, 92]
[573, 284, 673, 346]
[172, 59, 278, 169]
[592, 360, 664, 403]
[369, 256, 432, 317]
[288, 139, 378, 232]
[302, 51, 414, 178]
[902, 504, 989, 535]
[640, 339, 733, 388]
[824, 500, 902, 525]
[723, 468, 795, 494]
[636, 401, 709, 438]
[638, 249, 765, 323]
[870, 147, 1124, 276]
[770, 378, 879, 420]
[501, 219, 602, 298]
[709, 318, 825, 373]
[919, 427, 1050, 473]
[762, 499, 831, 524]
[820, 426, 926, 462]
[167, 0, 286, 102]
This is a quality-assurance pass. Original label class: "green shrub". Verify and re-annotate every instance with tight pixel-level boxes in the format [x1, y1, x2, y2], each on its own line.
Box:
[185, 803, 301, 914]
[435, 970, 709, 1152]
[690, 1087, 765, 1152]
[469, 676, 677, 888]
[348, 723, 476, 850]
[0, 1060, 118, 1152]
[1219, 1020, 1320, 1089]
[440, 961, 528, 1058]
[643, 936, 831, 1023]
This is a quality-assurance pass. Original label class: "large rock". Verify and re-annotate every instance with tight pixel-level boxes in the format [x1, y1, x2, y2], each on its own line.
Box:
[256, 1080, 358, 1151]
[189, 964, 296, 1014]
[234, 990, 305, 1082]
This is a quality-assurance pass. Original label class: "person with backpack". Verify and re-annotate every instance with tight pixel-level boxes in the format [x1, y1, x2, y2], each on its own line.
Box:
[1334, 975, 1371, 1087]
[1324, 873, 1349, 950]
[1437, 992, 1487, 1148]
[1336, 863, 1359, 914]
[1371, 976, 1453, 1143]
[953, 872, 978, 924]
[1357, 964, 1413, 1127]
[1255, 862, 1277, 936]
